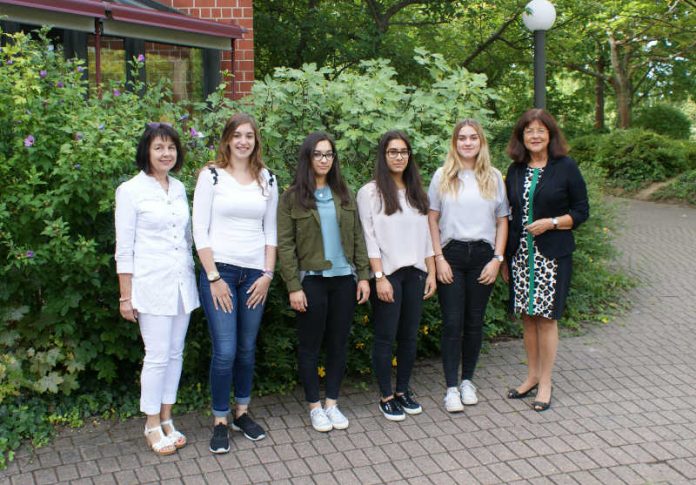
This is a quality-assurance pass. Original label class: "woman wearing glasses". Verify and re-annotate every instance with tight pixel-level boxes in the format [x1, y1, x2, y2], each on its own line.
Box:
[193, 113, 278, 453]
[115, 123, 199, 456]
[503, 109, 588, 412]
[356, 131, 436, 421]
[277, 131, 370, 432]
[428, 119, 509, 413]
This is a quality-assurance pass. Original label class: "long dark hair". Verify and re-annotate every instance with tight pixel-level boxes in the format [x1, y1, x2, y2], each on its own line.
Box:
[375, 131, 429, 216]
[291, 131, 351, 210]
[507, 108, 569, 164]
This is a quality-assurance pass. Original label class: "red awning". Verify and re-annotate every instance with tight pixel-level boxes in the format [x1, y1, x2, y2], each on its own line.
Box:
[0, 0, 104, 17]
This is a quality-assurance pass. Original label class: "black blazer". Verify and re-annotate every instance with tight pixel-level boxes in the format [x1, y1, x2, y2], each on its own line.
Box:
[505, 156, 589, 260]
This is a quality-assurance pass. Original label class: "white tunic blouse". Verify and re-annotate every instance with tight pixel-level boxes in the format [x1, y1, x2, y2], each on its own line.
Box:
[356, 181, 434, 276]
[115, 171, 200, 316]
[192, 167, 278, 270]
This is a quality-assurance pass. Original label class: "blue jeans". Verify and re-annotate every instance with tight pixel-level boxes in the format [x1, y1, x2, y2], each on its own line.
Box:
[200, 263, 265, 417]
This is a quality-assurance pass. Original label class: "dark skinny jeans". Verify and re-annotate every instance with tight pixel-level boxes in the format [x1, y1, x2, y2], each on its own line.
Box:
[438, 240, 494, 388]
[370, 266, 426, 399]
[296, 275, 356, 403]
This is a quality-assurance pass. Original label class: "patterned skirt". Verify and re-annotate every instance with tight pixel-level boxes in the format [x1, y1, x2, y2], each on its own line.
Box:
[511, 234, 571, 320]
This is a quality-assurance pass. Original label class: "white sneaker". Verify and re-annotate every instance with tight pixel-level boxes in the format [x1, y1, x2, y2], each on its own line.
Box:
[444, 387, 464, 413]
[324, 405, 349, 430]
[460, 380, 478, 405]
[310, 407, 332, 432]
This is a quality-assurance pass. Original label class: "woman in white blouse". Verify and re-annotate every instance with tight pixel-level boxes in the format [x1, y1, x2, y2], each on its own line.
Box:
[193, 113, 278, 454]
[115, 123, 200, 456]
[357, 131, 436, 422]
[428, 119, 509, 413]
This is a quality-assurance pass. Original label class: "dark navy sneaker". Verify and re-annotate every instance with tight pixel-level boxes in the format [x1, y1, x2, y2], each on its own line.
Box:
[379, 398, 406, 422]
[231, 413, 266, 441]
[395, 390, 423, 415]
[209, 423, 230, 454]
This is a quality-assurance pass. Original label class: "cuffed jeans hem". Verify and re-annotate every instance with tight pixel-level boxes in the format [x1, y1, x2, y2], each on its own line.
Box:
[212, 408, 230, 418]
[235, 396, 251, 406]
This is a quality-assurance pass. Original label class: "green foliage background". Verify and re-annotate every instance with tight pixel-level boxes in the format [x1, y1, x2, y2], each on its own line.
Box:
[0, 31, 627, 467]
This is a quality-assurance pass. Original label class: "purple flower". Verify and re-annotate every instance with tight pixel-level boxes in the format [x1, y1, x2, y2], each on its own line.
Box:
[39, 70, 47, 78]
[98, 123, 105, 130]
[26, 250, 35, 258]
[74, 132, 83, 141]
[77, 66, 85, 73]
[137, 54, 145, 62]
[56, 81, 64, 88]
[113, 88, 121, 97]
[24, 135, 35, 147]
[178, 114, 189, 121]
[74, 163, 81, 169]
[190, 127, 199, 137]
[208, 145, 215, 150]
[6, 59, 13, 65]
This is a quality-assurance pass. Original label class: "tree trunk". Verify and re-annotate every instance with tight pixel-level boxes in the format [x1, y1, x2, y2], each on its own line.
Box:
[608, 35, 632, 128]
[594, 44, 605, 130]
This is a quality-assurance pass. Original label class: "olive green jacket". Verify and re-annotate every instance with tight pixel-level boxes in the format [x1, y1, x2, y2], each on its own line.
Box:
[277, 188, 370, 293]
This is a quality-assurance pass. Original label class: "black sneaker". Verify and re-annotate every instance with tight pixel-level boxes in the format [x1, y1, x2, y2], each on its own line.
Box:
[231, 413, 266, 441]
[379, 398, 406, 422]
[395, 390, 423, 415]
[209, 423, 230, 454]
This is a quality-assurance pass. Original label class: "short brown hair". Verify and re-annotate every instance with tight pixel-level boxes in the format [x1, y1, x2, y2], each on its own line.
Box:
[506, 109, 569, 164]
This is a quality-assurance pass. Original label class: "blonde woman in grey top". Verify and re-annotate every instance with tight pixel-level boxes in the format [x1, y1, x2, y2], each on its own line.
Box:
[428, 119, 509, 413]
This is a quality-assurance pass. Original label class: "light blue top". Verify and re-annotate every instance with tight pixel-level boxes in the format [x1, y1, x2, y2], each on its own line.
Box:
[309, 186, 352, 277]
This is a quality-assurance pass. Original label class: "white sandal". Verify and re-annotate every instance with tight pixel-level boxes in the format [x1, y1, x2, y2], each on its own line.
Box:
[161, 419, 187, 449]
[144, 425, 177, 456]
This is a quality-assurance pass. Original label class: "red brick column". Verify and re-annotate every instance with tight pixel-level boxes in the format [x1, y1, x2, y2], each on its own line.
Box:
[158, 0, 254, 99]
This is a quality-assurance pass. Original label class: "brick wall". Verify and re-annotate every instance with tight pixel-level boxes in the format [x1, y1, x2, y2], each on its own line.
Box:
[157, 0, 254, 99]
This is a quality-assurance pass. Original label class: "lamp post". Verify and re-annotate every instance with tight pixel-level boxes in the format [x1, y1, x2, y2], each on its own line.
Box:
[523, 0, 556, 109]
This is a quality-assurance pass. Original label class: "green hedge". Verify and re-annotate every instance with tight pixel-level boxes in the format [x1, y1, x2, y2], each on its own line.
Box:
[634, 104, 692, 140]
[570, 129, 694, 192]
[0, 30, 628, 467]
[652, 169, 696, 205]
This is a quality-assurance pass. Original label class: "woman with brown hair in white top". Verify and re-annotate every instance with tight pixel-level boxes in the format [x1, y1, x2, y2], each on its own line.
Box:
[357, 130, 436, 422]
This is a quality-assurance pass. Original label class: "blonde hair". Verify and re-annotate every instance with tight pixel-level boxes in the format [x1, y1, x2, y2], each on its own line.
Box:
[439, 119, 498, 200]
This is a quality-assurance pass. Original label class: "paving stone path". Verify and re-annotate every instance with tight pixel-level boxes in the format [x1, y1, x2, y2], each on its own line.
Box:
[2, 198, 696, 485]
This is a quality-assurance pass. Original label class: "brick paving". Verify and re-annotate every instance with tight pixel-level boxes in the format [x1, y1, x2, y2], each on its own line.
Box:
[2, 198, 695, 485]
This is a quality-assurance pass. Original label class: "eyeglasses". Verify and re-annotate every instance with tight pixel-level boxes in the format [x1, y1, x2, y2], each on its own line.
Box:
[312, 151, 335, 161]
[147, 122, 173, 129]
[386, 149, 410, 159]
[524, 128, 548, 136]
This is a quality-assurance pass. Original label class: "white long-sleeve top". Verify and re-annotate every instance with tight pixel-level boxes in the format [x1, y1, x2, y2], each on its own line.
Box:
[192, 166, 278, 270]
[114, 171, 200, 315]
[356, 181, 434, 276]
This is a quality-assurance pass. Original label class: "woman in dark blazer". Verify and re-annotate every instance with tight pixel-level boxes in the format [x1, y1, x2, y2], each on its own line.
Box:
[502, 109, 589, 411]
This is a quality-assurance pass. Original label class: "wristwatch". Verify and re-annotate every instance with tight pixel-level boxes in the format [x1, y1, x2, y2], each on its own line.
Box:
[552, 217, 559, 229]
[493, 255, 504, 263]
[374, 271, 385, 280]
[207, 270, 221, 282]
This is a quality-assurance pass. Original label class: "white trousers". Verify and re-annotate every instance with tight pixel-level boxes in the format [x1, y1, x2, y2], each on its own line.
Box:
[138, 298, 191, 415]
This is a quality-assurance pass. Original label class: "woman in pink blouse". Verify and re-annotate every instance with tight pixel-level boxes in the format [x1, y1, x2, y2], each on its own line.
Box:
[357, 130, 436, 422]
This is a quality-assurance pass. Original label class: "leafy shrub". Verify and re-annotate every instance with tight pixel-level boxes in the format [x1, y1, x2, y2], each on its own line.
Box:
[0, 29, 628, 467]
[634, 104, 692, 140]
[652, 169, 696, 205]
[592, 129, 691, 191]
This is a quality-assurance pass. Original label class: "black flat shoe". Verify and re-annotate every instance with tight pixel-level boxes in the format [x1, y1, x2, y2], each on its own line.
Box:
[532, 389, 552, 412]
[507, 384, 538, 399]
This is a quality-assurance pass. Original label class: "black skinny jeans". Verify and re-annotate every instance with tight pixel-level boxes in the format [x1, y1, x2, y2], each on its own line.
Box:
[438, 240, 494, 388]
[296, 275, 356, 403]
[370, 266, 426, 399]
